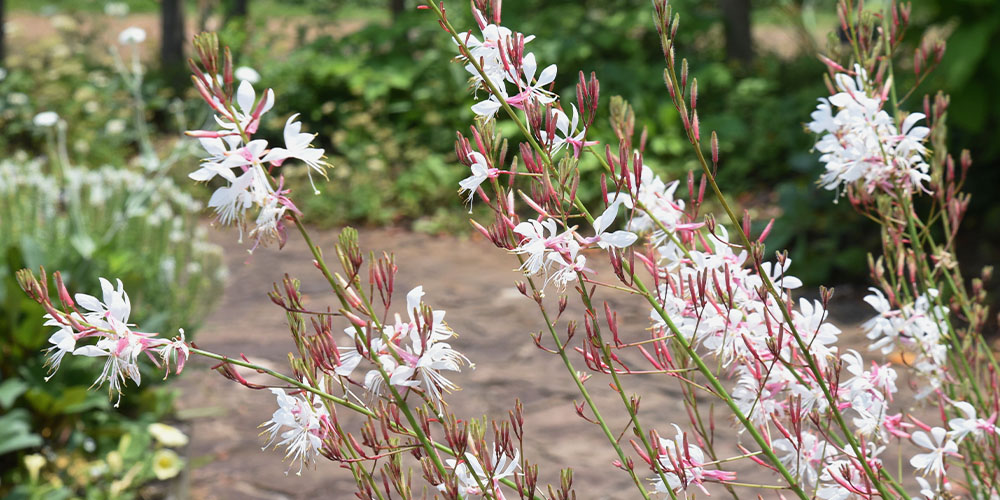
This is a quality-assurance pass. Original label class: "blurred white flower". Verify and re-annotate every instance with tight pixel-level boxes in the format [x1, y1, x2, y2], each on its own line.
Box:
[105, 118, 127, 135]
[104, 2, 129, 16]
[118, 26, 147, 45]
[0, 67, 7, 81]
[23, 454, 46, 482]
[51, 14, 77, 31]
[8, 93, 29, 106]
[234, 66, 261, 84]
[33, 111, 60, 127]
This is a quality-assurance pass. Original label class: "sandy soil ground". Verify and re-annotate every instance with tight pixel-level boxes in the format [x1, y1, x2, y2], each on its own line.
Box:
[173, 225, 916, 500]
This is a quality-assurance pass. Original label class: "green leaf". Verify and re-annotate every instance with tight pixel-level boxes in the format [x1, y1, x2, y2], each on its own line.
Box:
[0, 378, 30, 409]
[0, 409, 43, 455]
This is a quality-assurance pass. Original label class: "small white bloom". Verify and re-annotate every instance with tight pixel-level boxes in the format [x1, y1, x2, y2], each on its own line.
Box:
[261, 388, 330, 475]
[458, 151, 494, 208]
[592, 197, 638, 250]
[440, 447, 519, 498]
[909, 427, 958, 477]
[33, 111, 60, 127]
[234, 66, 261, 84]
[261, 114, 326, 192]
[105, 118, 127, 135]
[117, 27, 147, 45]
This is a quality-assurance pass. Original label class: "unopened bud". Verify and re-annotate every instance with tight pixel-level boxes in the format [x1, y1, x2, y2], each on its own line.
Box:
[690, 78, 698, 110]
[710, 131, 719, 164]
[343, 310, 368, 328]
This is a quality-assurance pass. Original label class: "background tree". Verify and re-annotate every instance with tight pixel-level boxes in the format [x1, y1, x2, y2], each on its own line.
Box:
[719, 0, 753, 63]
[224, 0, 248, 24]
[161, 0, 187, 89]
[390, 0, 405, 20]
[1, 0, 6, 65]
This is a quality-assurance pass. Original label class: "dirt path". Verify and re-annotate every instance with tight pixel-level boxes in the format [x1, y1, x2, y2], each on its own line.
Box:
[173, 225, 915, 500]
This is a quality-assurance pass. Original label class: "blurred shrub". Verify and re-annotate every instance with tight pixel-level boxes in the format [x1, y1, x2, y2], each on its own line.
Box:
[0, 16, 225, 494]
[0, 14, 192, 168]
[0, 153, 225, 498]
[910, 1, 1000, 282]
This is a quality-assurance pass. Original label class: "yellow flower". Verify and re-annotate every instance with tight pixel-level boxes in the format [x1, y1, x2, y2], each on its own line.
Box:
[148, 423, 189, 448]
[106, 451, 124, 474]
[152, 449, 184, 480]
[23, 454, 46, 482]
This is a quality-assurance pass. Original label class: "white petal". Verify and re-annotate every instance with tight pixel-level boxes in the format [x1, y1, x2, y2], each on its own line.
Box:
[236, 80, 256, 113]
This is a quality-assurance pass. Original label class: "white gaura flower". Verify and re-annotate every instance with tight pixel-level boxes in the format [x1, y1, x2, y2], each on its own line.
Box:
[511, 218, 564, 277]
[207, 169, 257, 226]
[217, 80, 274, 135]
[947, 401, 999, 443]
[72, 328, 156, 407]
[504, 52, 557, 110]
[772, 432, 831, 487]
[404, 286, 453, 343]
[544, 240, 587, 290]
[470, 81, 507, 120]
[261, 387, 330, 475]
[117, 27, 146, 45]
[75, 277, 132, 327]
[909, 427, 959, 477]
[458, 151, 496, 209]
[542, 104, 597, 157]
[42, 324, 76, 380]
[440, 447, 520, 499]
[189, 136, 243, 183]
[591, 196, 638, 250]
[261, 113, 327, 192]
[155, 329, 189, 378]
[744, 259, 802, 290]
[652, 424, 735, 494]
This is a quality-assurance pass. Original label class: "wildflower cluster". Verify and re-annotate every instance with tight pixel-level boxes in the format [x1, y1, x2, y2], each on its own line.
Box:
[16, 0, 1000, 498]
[808, 65, 931, 195]
[261, 387, 331, 475]
[333, 286, 472, 408]
[863, 288, 948, 398]
[185, 33, 328, 250]
[19, 271, 188, 407]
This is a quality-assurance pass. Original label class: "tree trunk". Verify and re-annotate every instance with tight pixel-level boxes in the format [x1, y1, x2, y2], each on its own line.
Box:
[224, 0, 249, 23]
[161, 0, 187, 89]
[719, 0, 753, 64]
[0, 0, 6, 65]
[390, 0, 405, 21]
